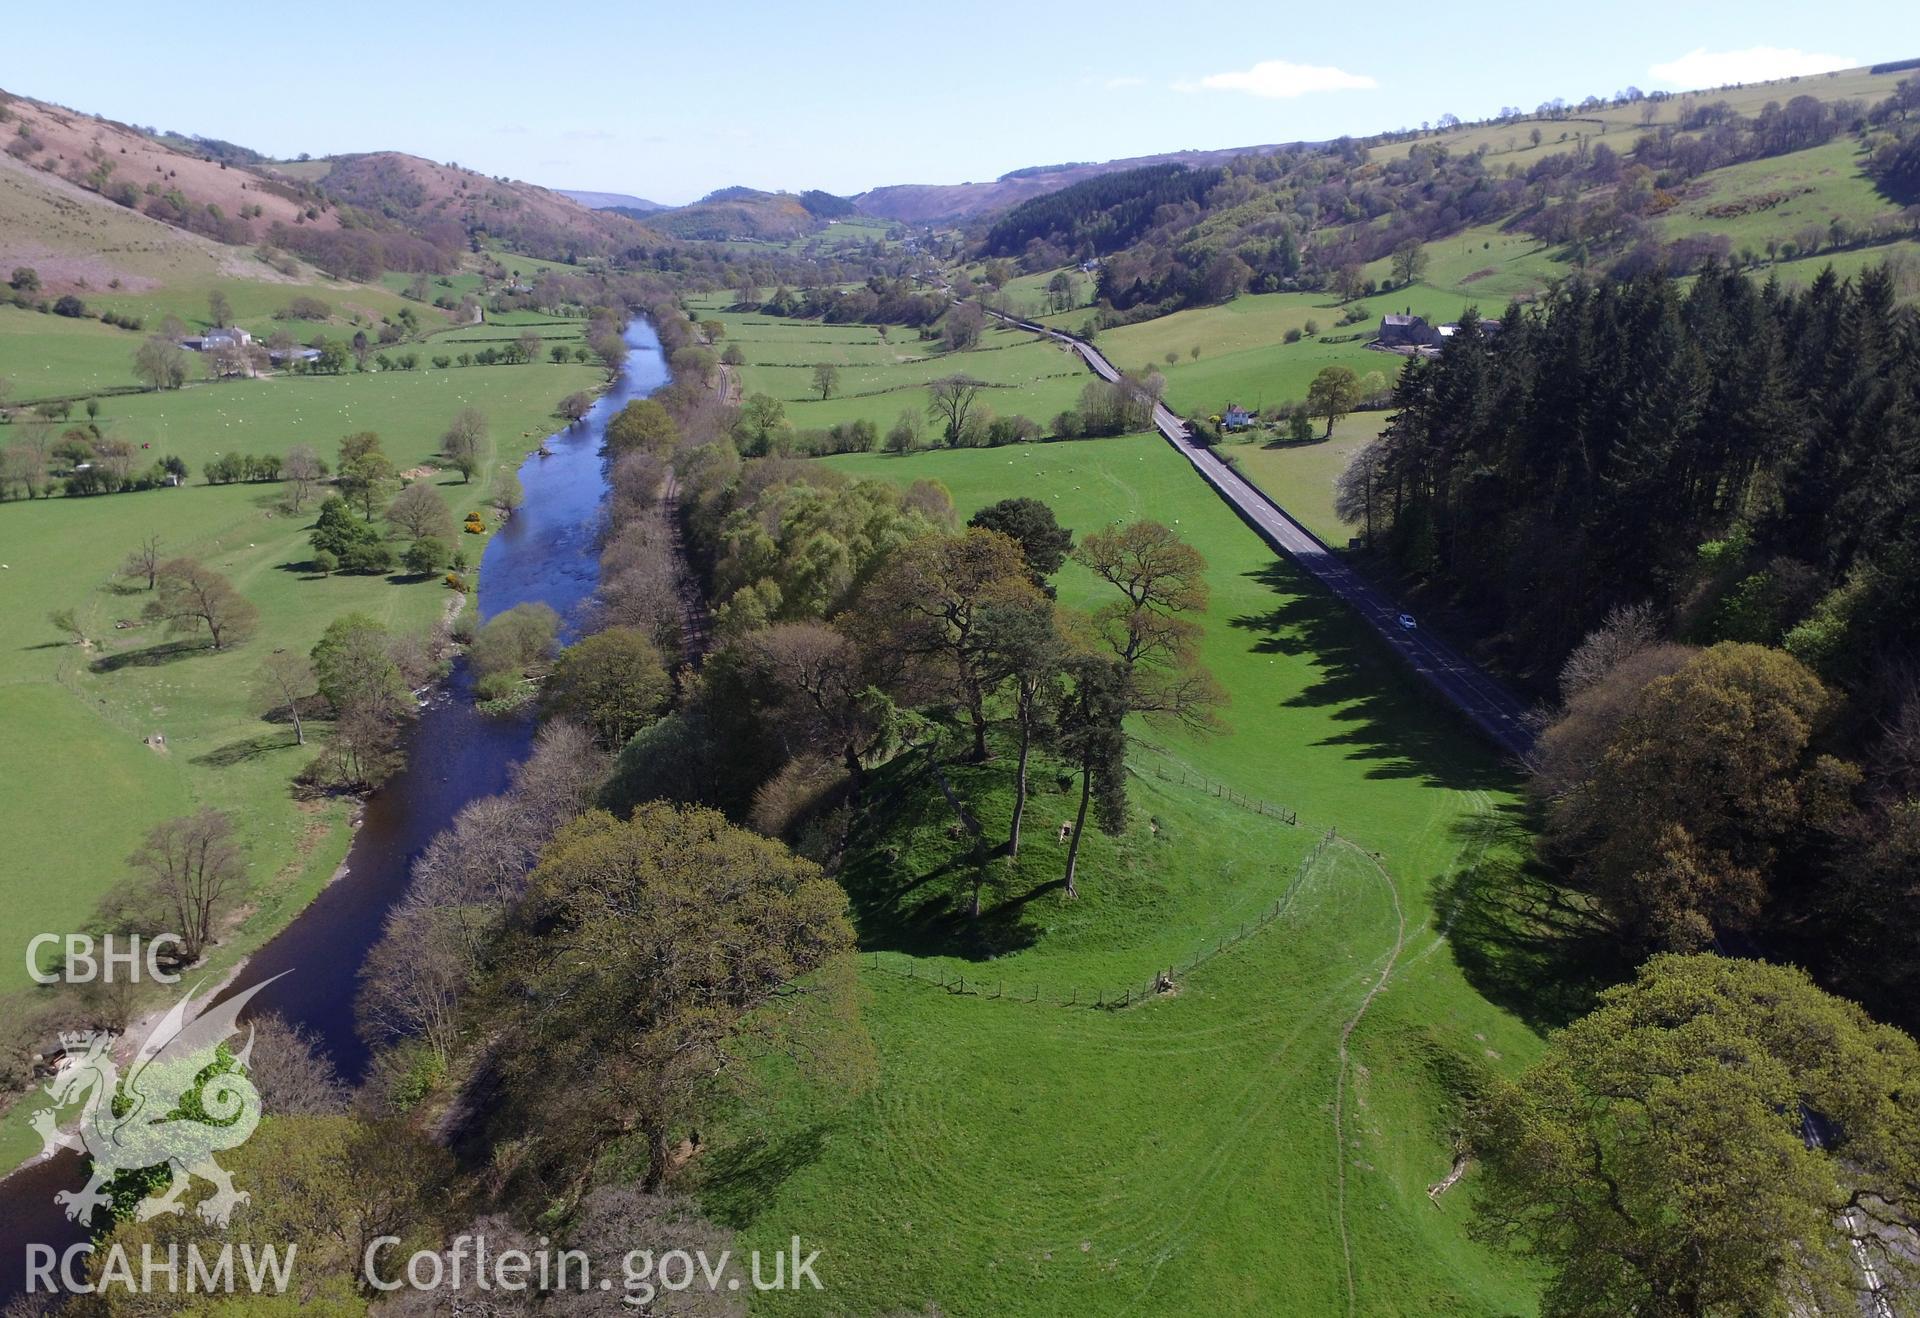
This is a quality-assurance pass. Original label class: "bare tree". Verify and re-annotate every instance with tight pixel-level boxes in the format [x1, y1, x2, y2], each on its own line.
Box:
[386, 481, 454, 542]
[357, 723, 606, 1062]
[144, 558, 258, 650]
[121, 533, 162, 590]
[128, 808, 244, 963]
[242, 1014, 349, 1115]
[925, 374, 986, 445]
[281, 443, 325, 513]
[254, 649, 316, 745]
[1558, 602, 1663, 701]
[207, 288, 232, 328]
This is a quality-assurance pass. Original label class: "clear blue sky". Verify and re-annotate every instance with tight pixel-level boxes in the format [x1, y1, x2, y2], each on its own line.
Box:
[3, 1, 1915, 204]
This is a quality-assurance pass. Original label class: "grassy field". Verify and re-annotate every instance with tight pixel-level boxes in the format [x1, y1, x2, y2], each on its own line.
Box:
[1652, 138, 1907, 250]
[1092, 287, 1452, 418]
[1365, 65, 1911, 169]
[0, 305, 152, 402]
[689, 294, 1095, 433]
[697, 432, 1546, 1314]
[73, 358, 603, 475]
[1226, 413, 1385, 546]
[0, 330, 604, 1167]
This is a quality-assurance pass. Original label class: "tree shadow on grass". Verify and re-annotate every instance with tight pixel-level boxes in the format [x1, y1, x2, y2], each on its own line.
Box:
[698, 1124, 833, 1229]
[89, 639, 205, 673]
[1433, 802, 1626, 1034]
[837, 754, 1048, 962]
[1230, 561, 1517, 793]
[191, 733, 294, 768]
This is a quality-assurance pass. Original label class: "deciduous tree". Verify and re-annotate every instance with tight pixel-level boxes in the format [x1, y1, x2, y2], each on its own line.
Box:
[281, 443, 326, 513]
[144, 558, 257, 650]
[1075, 520, 1223, 731]
[128, 808, 243, 963]
[132, 336, 189, 391]
[926, 374, 986, 446]
[858, 528, 1041, 761]
[336, 431, 396, 520]
[606, 398, 679, 457]
[1472, 954, 1920, 1317]
[254, 649, 316, 745]
[386, 481, 454, 543]
[1306, 365, 1361, 437]
[1546, 642, 1852, 949]
[491, 804, 866, 1192]
[541, 627, 671, 749]
[120, 533, 162, 590]
[441, 407, 487, 483]
[1390, 238, 1429, 287]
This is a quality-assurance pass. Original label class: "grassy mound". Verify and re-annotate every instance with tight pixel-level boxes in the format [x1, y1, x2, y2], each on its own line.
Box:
[694, 433, 1549, 1313]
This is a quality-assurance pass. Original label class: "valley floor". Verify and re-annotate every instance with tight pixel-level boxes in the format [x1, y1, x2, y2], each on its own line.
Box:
[692, 431, 1546, 1314]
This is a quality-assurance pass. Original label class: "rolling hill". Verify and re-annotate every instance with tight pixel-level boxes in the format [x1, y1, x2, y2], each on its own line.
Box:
[853, 142, 1296, 222]
[263, 151, 661, 261]
[557, 188, 666, 212]
[0, 84, 665, 294]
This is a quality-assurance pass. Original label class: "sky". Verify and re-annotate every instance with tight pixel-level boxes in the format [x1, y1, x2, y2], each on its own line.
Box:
[3, 0, 1916, 205]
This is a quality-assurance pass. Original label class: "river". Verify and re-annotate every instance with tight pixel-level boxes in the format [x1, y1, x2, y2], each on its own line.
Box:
[0, 317, 667, 1301]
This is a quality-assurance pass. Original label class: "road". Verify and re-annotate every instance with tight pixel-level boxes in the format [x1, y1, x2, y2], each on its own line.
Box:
[1001, 313, 1537, 760]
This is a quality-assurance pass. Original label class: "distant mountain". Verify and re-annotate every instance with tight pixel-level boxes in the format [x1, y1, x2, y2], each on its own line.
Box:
[651, 188, 821, 241]
[854, 143, 1294, 223]
[558, 189, 667, 213]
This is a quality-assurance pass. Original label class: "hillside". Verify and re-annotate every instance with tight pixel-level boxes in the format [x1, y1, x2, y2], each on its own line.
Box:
[649, 186, 823, 240]
[966, 63, 1920, 322]
[264, 151, 661, 261]
[853, 142, 1294, 222]
[0, 86, 338, 260]
[0, 144, 303, 296]
[557, 188, 666, 212]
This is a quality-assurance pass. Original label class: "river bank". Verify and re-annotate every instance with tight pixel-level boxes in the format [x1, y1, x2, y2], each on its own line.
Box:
[0, 319, 669, 1302]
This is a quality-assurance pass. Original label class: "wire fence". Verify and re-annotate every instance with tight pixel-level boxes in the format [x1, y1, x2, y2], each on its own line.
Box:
[1144, 761, 1296, 824]
[863, 827, 1342, 1010]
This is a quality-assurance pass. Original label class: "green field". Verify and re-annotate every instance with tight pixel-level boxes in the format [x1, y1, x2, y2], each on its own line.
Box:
[0, 305, 152, 402]
[0, 329, 604, 1167]
[1226, 413, 1385, 545]
[73, 358, 602, 474]
[690, 295, 1096, 433]
[1093, 288, 1450, 417]
[1365, 65, 1912, 170]
[698, 433, 1544, 1314]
